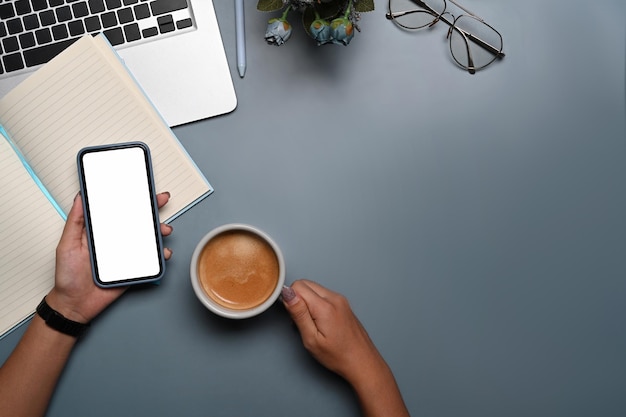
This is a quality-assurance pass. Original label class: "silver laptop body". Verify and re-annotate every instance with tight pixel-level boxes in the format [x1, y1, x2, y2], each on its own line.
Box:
[0, 0, 236, 127]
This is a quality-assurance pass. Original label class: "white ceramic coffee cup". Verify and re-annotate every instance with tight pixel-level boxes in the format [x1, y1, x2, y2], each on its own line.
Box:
[190, 223, 285, 319]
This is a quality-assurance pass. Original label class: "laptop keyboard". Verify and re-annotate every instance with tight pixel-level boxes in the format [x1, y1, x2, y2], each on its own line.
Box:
[0, 0, 194, 75]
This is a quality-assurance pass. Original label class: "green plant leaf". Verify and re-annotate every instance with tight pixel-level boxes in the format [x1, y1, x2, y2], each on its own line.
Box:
[354, 0, 375, 12]
[257, 0, 284, 12]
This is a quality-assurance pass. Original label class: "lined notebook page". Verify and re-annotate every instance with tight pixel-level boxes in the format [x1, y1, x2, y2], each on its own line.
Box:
[0, 137, 64, 337]
[0, 35, 211, 223]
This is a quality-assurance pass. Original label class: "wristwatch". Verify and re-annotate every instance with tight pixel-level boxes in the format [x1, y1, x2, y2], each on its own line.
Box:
[36, 297, 89, 338]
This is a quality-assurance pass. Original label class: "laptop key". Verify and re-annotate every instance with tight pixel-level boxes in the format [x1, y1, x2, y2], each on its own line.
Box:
[134, 3, 150, 19]
[40, 10, 56, 26]
[56, 6, 73, 22]
[103, 27, 124, 45]
[2, 36, 20, 53]
[85, 16, 102, 32]
[7, 18, 23, 35]
[101, 12, 118, 28]
[106, 0, 123, 10]
[68, 20, 86, 36]
[52, 24, 69, 40]
[142, 26, 158, 38]
[88, 0, 106, 14]
[23, 38, 78, 67]
[176, 18, 192, 30]
[150, 0, 188, 16]
[3, 53, 25, 72]
[23, 14, 41, 31]
[157, 15, 174, 33]
[124, 23, 141, 42]
[72, 2, 90, 18]
[0, 4, 16, 20]
[35, 28, 53, 44]
[19, 32, 36, 49]
[32, 0, 48, 12]
[118, 7, 134, 24]
[15, 0, 32, 15]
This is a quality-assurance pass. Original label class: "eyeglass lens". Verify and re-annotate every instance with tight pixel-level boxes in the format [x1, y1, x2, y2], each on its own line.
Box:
[389, 0, 446, 29]
[449, 15, 503, 71]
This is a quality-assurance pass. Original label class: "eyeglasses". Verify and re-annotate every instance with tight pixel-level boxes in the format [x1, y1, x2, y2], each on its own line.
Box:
[386, 0, 505, 74]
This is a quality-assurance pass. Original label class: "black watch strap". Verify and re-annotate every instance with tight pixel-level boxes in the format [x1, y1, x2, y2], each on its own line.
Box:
[36, 297, 89, 338]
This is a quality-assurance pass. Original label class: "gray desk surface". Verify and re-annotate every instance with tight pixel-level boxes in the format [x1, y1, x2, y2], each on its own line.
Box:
[1, 1, 625, 416]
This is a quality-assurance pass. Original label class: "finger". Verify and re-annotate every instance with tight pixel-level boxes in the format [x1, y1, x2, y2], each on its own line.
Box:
[282, 283, 318, 338]
[294, 280, 336, 324]
[58, 193, 85, 246]
[160, 223, 173, 236]
[298, 279, 337, 300]
[156, 192, 170, 209]
[164, 247, 173, 260]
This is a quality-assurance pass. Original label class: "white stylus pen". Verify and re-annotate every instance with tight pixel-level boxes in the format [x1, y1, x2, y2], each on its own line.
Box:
[235, 0, 246, 78]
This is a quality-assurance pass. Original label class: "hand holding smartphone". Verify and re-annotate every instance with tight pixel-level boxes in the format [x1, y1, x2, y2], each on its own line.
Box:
[77, 142, 165, 287]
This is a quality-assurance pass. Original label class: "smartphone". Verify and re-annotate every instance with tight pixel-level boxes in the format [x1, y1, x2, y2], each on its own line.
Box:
[77, 142, 165, 287]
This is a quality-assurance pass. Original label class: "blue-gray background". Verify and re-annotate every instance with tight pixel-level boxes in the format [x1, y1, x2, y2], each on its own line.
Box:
[1, 1, 625, 416]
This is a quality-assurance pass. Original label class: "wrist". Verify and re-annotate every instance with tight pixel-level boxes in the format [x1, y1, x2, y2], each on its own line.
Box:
[36, 297, 90, 338]
[345, 352, 394, 392]
[347, 357, 410, 417]
[45, 290, 90, 324]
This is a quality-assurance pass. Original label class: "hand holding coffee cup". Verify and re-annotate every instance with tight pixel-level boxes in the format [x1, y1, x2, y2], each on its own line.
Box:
[190, 224, 285, 319]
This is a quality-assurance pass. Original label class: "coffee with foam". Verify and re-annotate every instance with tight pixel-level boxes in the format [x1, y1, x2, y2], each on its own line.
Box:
[196, 230, 279, 310]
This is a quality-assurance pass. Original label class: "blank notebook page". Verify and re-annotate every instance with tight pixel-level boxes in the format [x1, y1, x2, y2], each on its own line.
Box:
[0, 137, 64, 337]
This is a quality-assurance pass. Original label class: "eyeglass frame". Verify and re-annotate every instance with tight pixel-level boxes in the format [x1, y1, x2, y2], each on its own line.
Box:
[386, 0, 505, 74]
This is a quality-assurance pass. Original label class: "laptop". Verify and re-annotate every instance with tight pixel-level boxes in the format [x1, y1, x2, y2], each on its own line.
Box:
[0, 0, 237, 127]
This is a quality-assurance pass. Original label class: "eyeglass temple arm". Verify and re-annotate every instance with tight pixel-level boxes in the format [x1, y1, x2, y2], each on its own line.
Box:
[457, 27, 505, 58]
[447, 0, 481, 20]
[409, 0, 505, 58]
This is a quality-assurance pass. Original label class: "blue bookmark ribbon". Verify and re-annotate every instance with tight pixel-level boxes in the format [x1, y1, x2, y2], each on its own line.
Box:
[0, 124, 67, 221]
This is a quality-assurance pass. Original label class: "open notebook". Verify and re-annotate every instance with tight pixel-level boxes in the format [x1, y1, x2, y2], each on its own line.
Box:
[0, 34, 212, 338]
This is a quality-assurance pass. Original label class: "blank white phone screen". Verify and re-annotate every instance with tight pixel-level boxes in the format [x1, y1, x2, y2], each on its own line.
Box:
[81, 147, 161, 283]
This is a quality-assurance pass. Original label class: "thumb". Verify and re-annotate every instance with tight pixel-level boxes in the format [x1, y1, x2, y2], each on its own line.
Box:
[59, 193, 86, 245]
[281, 286, 317, 337]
